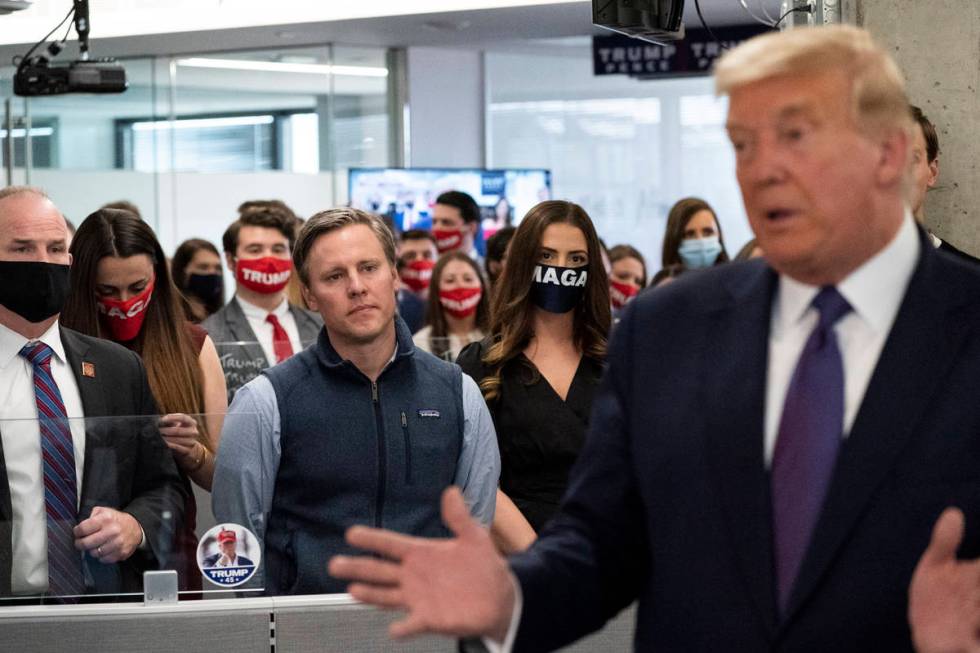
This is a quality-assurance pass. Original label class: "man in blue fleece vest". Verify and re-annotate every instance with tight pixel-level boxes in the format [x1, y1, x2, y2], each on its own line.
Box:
[212, 207, 500, 595]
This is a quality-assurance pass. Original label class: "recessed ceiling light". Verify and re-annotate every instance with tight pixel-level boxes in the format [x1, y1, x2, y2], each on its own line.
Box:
[421, 19, 472, 32]
[176, 57, 388, 77]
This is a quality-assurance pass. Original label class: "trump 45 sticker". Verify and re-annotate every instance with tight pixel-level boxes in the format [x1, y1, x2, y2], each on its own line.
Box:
[197, 524, 261, 588]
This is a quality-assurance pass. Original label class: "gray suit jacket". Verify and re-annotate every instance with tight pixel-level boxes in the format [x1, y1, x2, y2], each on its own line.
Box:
[202, 297, 322, 402]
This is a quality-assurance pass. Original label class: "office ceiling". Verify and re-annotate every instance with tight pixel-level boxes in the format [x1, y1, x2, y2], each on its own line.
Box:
[0, 1, 784, 60]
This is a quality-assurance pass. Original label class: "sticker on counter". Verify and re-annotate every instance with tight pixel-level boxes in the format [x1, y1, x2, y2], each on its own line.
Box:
[197, 523, 260, 587]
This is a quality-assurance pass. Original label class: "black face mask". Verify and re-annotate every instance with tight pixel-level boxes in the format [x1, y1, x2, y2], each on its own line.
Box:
[530, 263, 588, 314]
[185, 273, 223, 305]
[0, 261, 70, 323]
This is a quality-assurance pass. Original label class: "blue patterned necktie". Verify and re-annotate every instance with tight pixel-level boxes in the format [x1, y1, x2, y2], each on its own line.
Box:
[771, 286, 852, 614]
[19, 342, 86, 599]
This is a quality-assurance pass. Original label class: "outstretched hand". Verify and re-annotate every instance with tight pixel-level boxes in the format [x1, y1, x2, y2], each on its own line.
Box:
[329, 487, 517, 642]
[909, 507, 980, 653]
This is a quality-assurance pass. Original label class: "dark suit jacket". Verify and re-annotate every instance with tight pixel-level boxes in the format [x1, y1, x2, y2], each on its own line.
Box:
[202, 296, 323, 401]
[397, 289, 426, 334]
[0, 327, 187, 597]
[510, 239, 980, 652]
[938, 238, 980, 266]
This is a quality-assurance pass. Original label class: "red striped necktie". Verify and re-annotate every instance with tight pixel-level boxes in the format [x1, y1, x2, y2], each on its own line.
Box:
[19, 342, 85, 600]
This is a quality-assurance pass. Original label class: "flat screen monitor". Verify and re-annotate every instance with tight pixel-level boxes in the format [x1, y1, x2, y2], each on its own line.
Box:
[348, 167, 552, 241]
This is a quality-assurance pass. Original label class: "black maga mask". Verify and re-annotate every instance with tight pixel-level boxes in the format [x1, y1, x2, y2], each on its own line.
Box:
[0, 261, 70, 323]
[530, 263, 588, 314]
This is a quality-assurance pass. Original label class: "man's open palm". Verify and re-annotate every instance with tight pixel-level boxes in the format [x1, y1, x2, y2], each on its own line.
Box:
[330, 487, 516, 642]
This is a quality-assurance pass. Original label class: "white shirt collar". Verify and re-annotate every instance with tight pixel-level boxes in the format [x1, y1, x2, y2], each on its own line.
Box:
[236, 294, 290, 320]
[774, 210, 920, 335]
[0, 319, 67, 370]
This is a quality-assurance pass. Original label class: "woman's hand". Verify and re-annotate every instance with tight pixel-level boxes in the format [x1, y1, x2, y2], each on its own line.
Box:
[159, 412, 205, 468]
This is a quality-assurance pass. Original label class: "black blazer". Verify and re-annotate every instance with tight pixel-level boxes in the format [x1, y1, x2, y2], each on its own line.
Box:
[510, 238, 980, 652]
[938, 238, 980, 266]
[0, 327, 187, 596]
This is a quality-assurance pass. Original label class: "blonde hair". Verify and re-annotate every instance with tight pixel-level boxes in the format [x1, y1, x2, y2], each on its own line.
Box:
[714, 25, 912, 140]
[293, 207, 396, 285]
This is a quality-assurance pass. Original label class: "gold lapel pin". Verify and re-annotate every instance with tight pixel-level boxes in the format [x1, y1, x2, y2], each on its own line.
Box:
[82, 362, 96, 378]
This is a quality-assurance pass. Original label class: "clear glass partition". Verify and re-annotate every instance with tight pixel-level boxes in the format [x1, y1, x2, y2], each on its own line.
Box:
[416, 335, 475, 363]
[0, 412, 264, 604]
[212, 339, 318, 403]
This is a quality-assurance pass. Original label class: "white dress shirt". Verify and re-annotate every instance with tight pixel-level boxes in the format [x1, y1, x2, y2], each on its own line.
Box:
[236, 295, 303, 365]
[0, 320, 86, 595]
[764, 211, 920, 464]
[490, 212, 922, 651]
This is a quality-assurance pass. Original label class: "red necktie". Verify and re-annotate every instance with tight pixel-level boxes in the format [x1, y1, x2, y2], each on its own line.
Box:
[265, 314, 294, 364]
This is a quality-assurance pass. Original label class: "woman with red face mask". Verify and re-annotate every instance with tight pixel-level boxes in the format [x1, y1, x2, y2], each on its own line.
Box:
[608, 244, 647, 314]
[61, 208, 228, 592]
[413, 252, 489, 361]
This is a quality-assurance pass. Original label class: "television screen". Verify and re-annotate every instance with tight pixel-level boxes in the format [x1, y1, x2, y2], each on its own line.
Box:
[348, 167, 552, 241]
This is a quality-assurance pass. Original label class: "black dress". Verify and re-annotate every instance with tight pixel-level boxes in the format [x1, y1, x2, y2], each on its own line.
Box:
[456, 341, 603, 531]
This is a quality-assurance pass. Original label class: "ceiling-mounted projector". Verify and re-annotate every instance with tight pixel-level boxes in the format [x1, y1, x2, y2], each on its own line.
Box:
[0, 0, 32, 15]
[13, 0, 127, 96]
[593, 0, 685, 43]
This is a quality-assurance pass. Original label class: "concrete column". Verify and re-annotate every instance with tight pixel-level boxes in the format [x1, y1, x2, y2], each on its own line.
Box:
[386, 48, 409, 168]
[405, 47, 485, 168]
[856, 0, 980, 256]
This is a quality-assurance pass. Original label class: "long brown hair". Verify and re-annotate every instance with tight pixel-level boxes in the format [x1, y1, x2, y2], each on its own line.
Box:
[62, 209, 207, 437]
[423, 251, 490, 359]
[480, 200, 610, 401]
[661, 197, 730, 268]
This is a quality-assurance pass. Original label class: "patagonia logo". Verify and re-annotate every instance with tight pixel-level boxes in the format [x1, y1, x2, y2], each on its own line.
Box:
[532, 264, 587, 287]
[418, 409, 441, 419]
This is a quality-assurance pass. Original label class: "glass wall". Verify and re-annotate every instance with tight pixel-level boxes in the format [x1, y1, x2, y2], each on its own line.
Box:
[0, 44, 393, 255]
[0, 57, 165, 236]
[0, 46, 393, 597]
[485, 45, 752, 277]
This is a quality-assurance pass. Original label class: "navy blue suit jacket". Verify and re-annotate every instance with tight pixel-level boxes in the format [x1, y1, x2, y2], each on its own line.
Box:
[511, 238, 980, 652]
[397, 289, 426, 334]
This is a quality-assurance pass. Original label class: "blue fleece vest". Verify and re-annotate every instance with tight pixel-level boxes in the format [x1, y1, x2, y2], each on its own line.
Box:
[261, 317, 464, 595]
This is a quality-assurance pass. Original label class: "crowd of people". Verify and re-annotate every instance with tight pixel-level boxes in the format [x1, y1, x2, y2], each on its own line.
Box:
[0, 23, 977, 653]
[0, 168, 756, 601]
